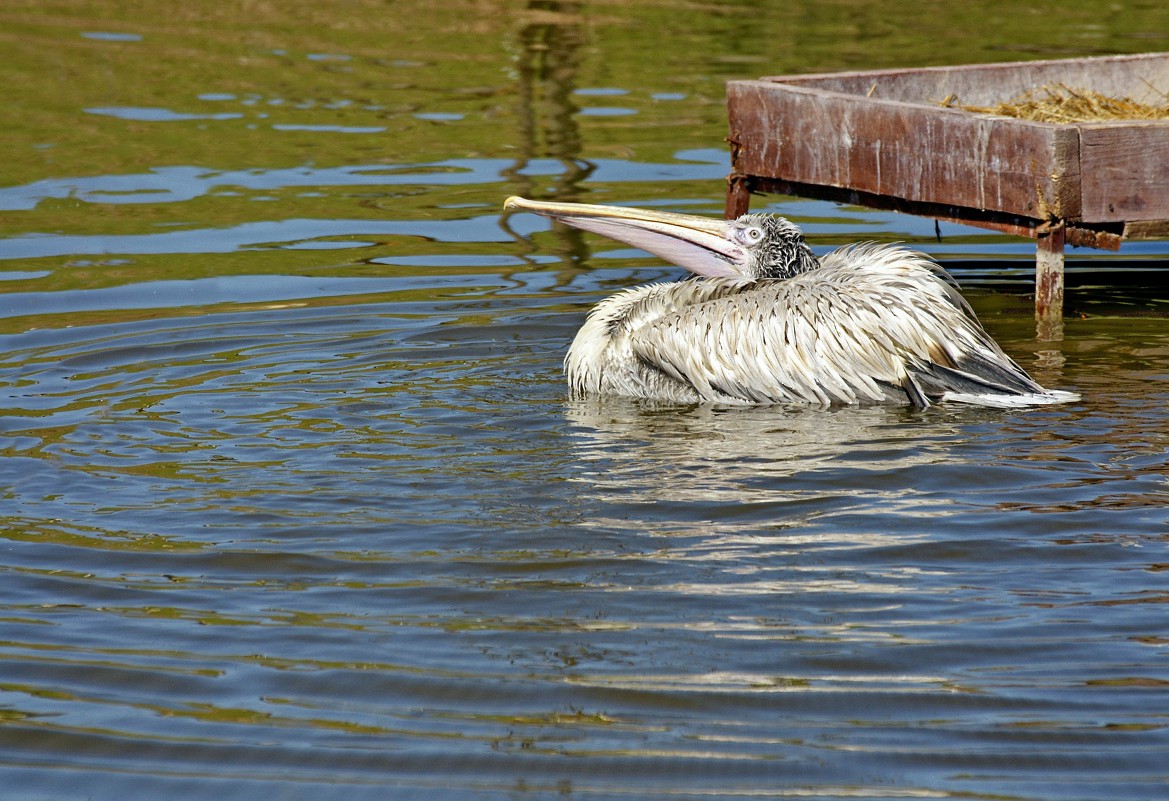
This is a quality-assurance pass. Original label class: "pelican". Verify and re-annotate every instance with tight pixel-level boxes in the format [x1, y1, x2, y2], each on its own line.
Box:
[505, 196, 1078, 409]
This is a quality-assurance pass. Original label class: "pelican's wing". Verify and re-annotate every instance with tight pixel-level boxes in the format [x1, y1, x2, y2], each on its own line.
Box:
[630, 245, 1069, 408]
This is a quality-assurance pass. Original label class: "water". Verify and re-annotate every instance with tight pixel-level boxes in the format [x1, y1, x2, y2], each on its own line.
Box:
[3, 2, 1169, 799]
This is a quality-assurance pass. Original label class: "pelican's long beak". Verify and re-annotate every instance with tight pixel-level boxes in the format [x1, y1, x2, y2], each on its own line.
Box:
[505, 196, 747, 279]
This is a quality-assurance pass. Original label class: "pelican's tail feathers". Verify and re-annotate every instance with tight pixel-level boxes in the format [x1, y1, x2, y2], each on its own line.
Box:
[904, 356, 1079, 409]
[939, 389, 1081, 409]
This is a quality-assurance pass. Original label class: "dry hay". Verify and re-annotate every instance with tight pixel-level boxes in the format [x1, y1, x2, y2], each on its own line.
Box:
[941, 82, 1169, 123]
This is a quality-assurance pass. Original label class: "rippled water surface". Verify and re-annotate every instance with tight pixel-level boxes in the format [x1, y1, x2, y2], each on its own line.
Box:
[4, 2, 1169, 799]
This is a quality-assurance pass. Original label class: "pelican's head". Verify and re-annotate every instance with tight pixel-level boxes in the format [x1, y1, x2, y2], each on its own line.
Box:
[505, 197, 819, 281]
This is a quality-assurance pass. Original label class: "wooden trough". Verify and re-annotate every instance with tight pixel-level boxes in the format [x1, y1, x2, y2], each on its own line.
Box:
[725, 52, 1169, 339]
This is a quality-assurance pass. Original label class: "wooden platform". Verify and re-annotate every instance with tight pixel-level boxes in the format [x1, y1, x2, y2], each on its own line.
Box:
[725, 52, 1169, 339]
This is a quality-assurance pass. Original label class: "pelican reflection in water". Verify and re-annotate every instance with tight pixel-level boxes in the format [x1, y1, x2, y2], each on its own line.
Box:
[506, 197, 1078, 409]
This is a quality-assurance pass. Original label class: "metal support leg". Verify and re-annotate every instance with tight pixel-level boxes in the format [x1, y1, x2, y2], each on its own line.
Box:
[725, 173, 752, 219]
[1035, 222, 1065, 342]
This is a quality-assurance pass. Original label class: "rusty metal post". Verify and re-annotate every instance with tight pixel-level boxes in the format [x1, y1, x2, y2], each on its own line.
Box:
[725, 173, 752, 219]
[1035, 222, 1065, 342]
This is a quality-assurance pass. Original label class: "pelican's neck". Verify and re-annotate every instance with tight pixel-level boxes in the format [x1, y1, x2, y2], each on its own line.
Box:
[760, 241, 820, 280]
[564, 278, 753, 400]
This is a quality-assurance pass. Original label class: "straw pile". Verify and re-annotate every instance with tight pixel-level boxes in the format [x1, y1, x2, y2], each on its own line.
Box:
[943, 82, 1169, 123]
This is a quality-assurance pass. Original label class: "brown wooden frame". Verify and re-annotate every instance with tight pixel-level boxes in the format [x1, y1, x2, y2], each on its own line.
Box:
[725, 53, 1169, 339]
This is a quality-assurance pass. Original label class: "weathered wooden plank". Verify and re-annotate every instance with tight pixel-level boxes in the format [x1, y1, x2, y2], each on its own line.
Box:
[728, 80, 1081, 220]
[727, 53, 1169, 333]
[1079, 122, 1169, 221]
[761, 53, 1169, 108]
[1125, 220, 1169, 239]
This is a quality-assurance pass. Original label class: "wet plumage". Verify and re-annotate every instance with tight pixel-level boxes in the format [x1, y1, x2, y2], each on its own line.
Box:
[505, 197, 1078, 409]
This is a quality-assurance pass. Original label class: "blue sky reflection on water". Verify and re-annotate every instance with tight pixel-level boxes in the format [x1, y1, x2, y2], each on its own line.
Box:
[0, 153, 728, 212]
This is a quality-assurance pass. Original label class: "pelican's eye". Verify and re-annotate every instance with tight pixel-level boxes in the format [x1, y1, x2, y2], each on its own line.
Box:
[734, 224, 764, 247]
